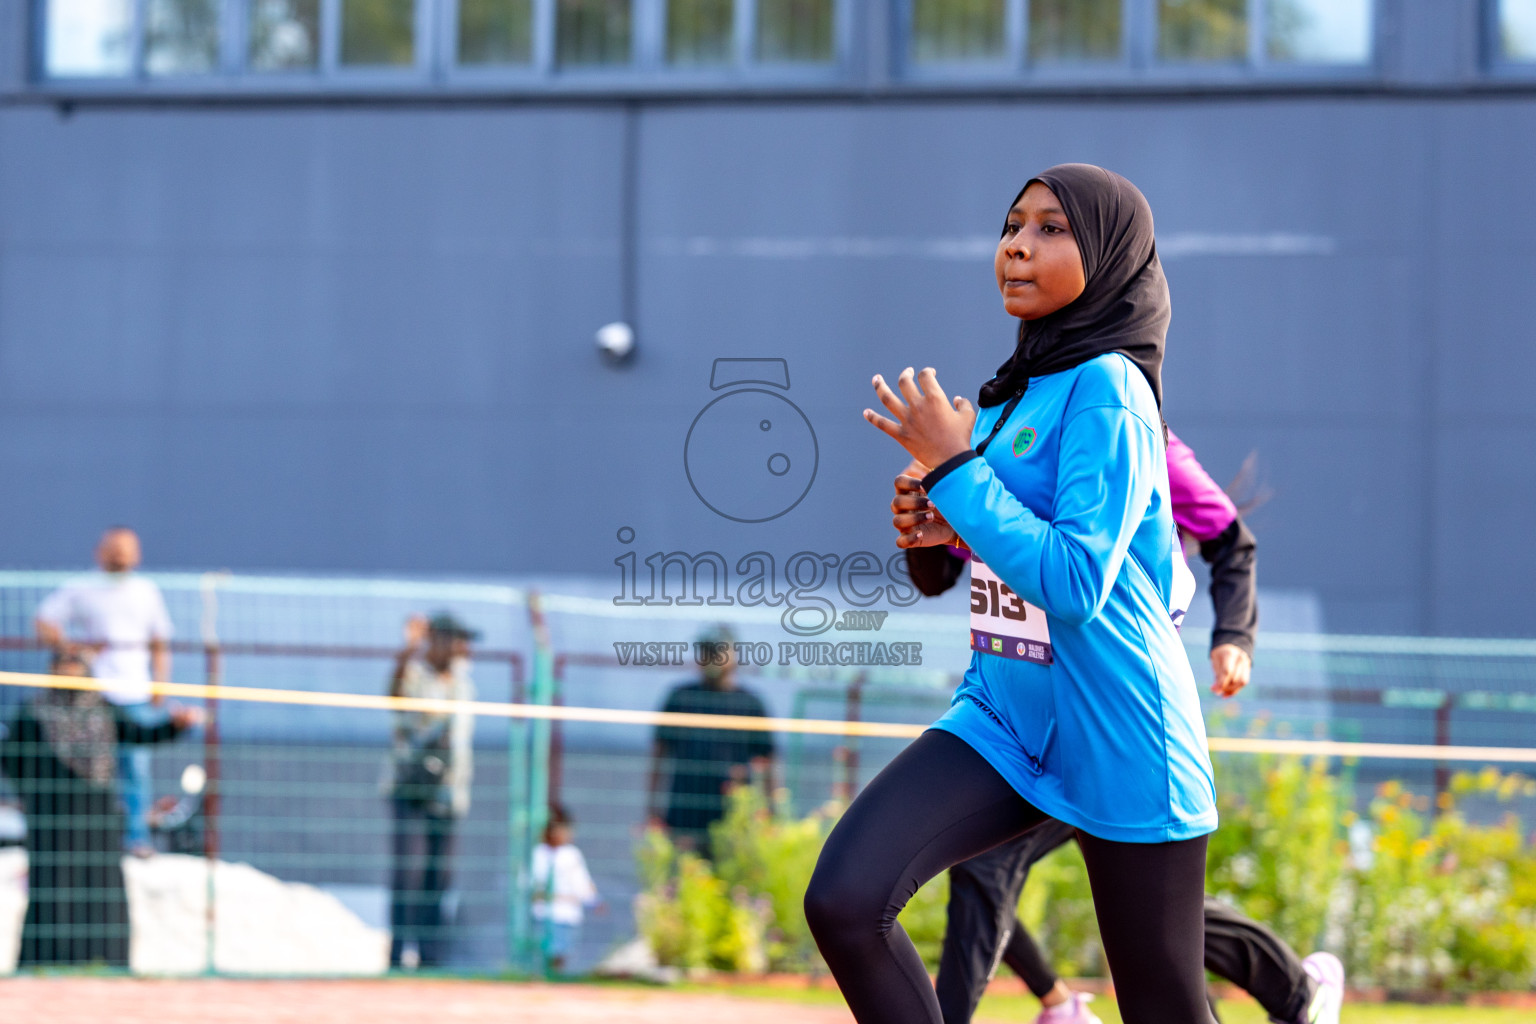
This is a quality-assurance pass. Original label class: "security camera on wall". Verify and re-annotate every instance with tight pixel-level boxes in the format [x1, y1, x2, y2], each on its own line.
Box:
[596, 321, 636, 364]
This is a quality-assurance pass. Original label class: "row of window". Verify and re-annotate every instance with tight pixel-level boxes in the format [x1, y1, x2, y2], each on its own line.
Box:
[39, 0, 1536, 81]
[913, 0, 1374, 67]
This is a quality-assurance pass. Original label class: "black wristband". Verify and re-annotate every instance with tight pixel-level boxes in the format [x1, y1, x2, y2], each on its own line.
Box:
[922, 450, 980, 492]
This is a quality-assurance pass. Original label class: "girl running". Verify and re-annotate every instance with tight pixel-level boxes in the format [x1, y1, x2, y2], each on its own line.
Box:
[905, 434, 1343, 1024]
[805, 164, 1217, 1024]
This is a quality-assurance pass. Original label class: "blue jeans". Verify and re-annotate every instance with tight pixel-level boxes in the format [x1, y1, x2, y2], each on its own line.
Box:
[115, 702, 169, 851]
[542, 920, 579, 967]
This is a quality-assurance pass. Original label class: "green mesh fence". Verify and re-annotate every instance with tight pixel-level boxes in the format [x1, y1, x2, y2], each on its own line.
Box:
[0, 570, 1532, 977]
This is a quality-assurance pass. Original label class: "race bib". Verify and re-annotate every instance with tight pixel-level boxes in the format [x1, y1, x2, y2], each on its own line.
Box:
[969, 555, 1053, 665]
[970, 530, 1197, 663]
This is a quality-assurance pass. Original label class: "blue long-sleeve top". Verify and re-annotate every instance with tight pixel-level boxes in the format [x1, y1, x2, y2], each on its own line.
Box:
[922, 352, 1217, 843]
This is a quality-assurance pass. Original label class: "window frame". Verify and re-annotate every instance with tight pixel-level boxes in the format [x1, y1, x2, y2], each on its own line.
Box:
[752, 0, 854, 74]
[894, 0, 1381, 83]
[897, 0, 1024, 79]
[29, 0, 852, 89]
[1487, 0, 1536, 75]
[326, 0, 435, 80]
[21, 0, 1401, 92]
[140, 0, 237, 77]
[33, 0, 143, 82]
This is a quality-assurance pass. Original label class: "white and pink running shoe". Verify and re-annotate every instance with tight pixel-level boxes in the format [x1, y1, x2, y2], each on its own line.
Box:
[1300, 951, 1345, 1024]
[1032, 991, 1102, 1024]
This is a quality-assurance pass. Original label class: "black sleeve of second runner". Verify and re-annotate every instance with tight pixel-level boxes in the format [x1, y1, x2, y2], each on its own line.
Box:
[905, 546, 967, 598]
[1199, 516, 1258, 658]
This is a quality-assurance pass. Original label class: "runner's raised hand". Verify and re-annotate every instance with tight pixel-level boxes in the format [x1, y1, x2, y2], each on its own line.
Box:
[863, 367, 976, 471]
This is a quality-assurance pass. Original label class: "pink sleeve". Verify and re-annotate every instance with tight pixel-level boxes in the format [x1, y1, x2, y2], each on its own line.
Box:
[1165, 429, 1238, 542]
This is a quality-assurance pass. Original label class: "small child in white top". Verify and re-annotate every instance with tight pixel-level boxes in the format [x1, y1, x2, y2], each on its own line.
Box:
[531, 804, 599, 973]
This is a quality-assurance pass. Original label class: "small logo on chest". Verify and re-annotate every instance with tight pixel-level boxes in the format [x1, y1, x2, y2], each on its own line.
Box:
[1011, 426, 1038, 457]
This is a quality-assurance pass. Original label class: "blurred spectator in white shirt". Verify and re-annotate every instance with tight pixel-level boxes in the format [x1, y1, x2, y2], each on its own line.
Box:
[35, 527, 174, 856]
[532, 803, 601, 975]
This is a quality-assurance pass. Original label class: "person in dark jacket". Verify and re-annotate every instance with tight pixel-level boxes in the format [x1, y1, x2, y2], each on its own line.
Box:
[0, 653, 199, 967]
[645, 625, 775, 857]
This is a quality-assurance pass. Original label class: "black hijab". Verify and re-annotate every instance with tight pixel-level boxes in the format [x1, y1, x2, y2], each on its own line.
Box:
[978, 164, 1170, 410]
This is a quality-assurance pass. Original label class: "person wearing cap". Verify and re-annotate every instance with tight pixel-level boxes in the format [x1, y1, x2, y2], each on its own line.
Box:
[646, 625, 775, 857]
[383, 611, 478, 968]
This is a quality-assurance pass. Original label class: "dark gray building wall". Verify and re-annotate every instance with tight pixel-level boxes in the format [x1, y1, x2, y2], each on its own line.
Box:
[0, 87, 1533, 636]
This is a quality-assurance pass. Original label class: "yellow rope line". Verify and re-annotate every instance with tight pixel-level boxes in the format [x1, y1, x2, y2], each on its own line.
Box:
[3, 670, 1535, 762]
[0, 671, 921, 739]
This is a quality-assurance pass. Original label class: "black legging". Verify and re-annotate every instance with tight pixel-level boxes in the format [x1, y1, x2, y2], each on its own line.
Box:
[937, 819, 1079, 1016]
[1202, 898, 1314, 1024]
[936, 826, 1314, 1024]
[805, 730, 1214, 1024]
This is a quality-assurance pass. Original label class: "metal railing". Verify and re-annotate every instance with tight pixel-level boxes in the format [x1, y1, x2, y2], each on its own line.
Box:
[0, 570, 1533, 976]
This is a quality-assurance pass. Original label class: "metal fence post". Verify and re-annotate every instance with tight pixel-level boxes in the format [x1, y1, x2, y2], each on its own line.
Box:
[508, 591, 555, 972]
[549, 654, 565, 807]
[525, 592, 554, 970]
[844, 671, 867, 796]
[507, 646, 530, 972]
[1434, 693, 1453, 812]
[198, 571, 227, 975]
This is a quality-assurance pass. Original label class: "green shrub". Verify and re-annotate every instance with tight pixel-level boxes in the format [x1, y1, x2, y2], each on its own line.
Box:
[1206, 752, 1349, 954]
[634, 823, 770, 972]
[709, 784, 833, 970]
[1018, 839, 1101, 977]
[635, 785, 950, 973]
[1343, 772, 1536, 993]
[631, 763, 1536, 992]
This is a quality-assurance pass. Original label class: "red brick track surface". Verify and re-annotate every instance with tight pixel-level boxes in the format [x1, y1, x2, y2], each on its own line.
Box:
[0, 978, 857, 1024]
